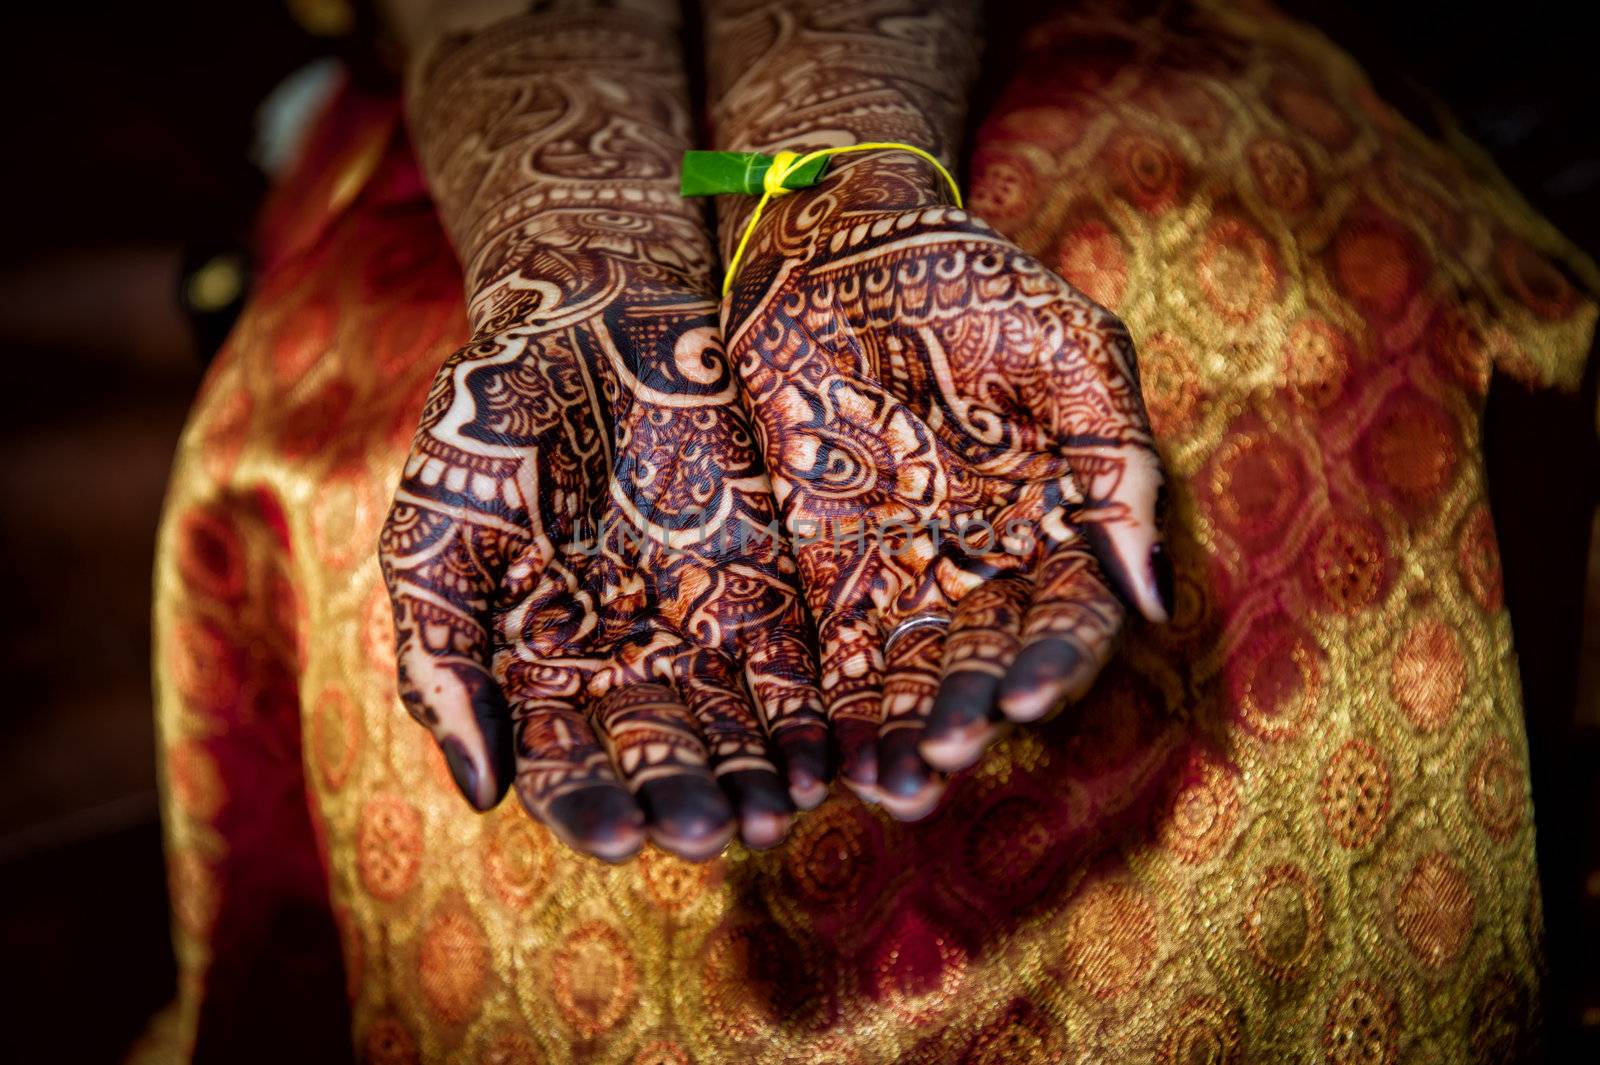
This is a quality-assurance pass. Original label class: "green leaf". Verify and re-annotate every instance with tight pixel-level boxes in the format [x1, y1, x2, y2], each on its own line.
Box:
[679, 151, 831, 197]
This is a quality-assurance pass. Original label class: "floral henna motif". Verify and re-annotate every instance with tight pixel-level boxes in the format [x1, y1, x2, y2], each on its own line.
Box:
[382, 3, 827, 861]
[707, 0, 1172, 819]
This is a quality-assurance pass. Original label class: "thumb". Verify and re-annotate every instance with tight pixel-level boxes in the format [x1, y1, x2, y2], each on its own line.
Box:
[380, 497, 519, 810]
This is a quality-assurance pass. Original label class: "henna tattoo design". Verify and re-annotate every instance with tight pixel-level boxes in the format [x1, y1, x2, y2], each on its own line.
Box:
[706, 0, 1172, 820]
[381, 2, 828, 862]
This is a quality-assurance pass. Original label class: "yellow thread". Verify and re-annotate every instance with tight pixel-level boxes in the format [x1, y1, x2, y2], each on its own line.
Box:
[722, 142, 963, 297]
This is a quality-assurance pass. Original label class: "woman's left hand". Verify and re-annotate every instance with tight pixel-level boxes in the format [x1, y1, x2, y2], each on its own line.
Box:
[722, 155, 1173, 819]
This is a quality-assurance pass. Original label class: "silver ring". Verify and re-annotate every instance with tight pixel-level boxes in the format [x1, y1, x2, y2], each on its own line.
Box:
[883, 613, 951, 653]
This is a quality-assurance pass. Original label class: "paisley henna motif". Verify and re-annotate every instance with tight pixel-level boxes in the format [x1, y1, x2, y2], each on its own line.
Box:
[707, 0, 1172, 819]
[382, 2, 827, 861]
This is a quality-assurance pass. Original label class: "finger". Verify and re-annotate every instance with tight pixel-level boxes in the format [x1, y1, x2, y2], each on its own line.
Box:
[592, 683, 735, 862]
[875, 620, 947, 821]
[1049, 306, 1173, 623]
[380, 499, 520, 811]
[509, 696, 645, 863]
[921, 573, 1031, 772]
[995, 537, 1125, 723]
[816, 607, 884, 797]
[743, 627, 832, 811]
[677, 649, 795, 850]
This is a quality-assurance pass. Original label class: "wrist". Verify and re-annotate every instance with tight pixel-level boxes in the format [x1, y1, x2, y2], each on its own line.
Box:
[718, 149, 951, 270]
[465, 199, 715, 333]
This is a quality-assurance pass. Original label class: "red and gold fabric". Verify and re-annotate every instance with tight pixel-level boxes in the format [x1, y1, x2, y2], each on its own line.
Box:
[145, 2, 1595, 1061]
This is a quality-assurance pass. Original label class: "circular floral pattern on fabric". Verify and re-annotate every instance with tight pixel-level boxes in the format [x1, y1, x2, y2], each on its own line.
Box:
[1228, 614, 1323, 743]
[1137, 330, 1205, 435]
[483, 813, 554, 910]
[639, 845, 714, 911]
[167, 738, 225, 821]
[357, 794, 423, 901]
[552, 921, 637, 1038]
[964, 1001, 1064, 1065]
[168, 617, 244, 714]
[1105, 128, 1186, 213]
[1494, 233, 1579, 320]
[1394, 850, 1474, 969]
[1054, 212, 1129, 310]
[199, 388, 253, 483]
[968, 150, 1037, 223]
[783, 801, 882, 918]
[364, 1014, 420, 1065]
[1195, 214, 1278, 324]
[1467, 736, 1525, 842]
[478, 1029, 542, 1065]
[1456, 506, 1504, 613]
[311, 686, 360, 791]
[1157, 747, 1240, 865]
[700, 920, 824, 1040]
[1321, 980, 1398, 1065]
[177, 507, 246, 602]
[631, 1040, 691, 1065]
[1243, 862, 1325, 982]
[1205, 426, 1307, 546]
[1331, 213, 1424, 321]
[1306, 516, 1388, 614]
[417, 901, 490, 1025]
[1159, 995, 1243, 1065]
[1319, 739, 1392, 848]
[1248, 137, 1313, 214]
[1390, 617, 1464, 734]
[1059, 880, 1158, 1000]
[1283, 317, 1352, 408]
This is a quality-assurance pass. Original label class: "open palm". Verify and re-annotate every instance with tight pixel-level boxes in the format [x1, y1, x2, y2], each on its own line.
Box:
[382, 248, 827, 861]
[723, 158, 1171, 819]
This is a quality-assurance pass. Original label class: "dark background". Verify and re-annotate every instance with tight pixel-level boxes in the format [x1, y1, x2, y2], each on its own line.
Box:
[0, 1, 1596, 1060]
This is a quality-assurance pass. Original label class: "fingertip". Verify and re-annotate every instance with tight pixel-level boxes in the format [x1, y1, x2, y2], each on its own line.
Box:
[876, 728, 934, 802]
[918, 724, 998, 774]
[834, 719, 879, 793]
[879, 785, 944, 822]
[922, 670, 1002, 771]
[441, 736, 497, 811]
[740, 808, 794, 850]
[639, 776, 737, 862]
[776, 726, 832, 810]
[995, 638, 1083, 723]
[544, 786, 646, 862]
[470, 682, 518, 785]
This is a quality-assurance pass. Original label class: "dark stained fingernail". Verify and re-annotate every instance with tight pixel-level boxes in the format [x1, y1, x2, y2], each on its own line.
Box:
[925, 670, 1001, 744]
[777, 728, 832, 809]
[876, 729, 945, 821]
[719, 771, 795, 850]
[547, 786, 646, 862]
[877, 729, 932, 800]
[1150, 541, 1175, 621]
[720, 768, 795, 816]
[1080, 522, 1135, 609]
[441, 737, 486, 810]
[834, 719, 879, 791]
[996, 638, 1082, 722]
[470, 679, 516, 806]
[638, 776, 736, 861]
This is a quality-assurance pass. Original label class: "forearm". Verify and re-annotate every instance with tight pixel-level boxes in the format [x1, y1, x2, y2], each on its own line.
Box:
[403, 0, 712, 332]
[702, 0, 982, 258]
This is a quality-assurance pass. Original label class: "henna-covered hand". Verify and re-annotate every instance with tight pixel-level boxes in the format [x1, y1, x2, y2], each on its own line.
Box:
[707, 0, 1171, 821]
[381, 3, 828, 861]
